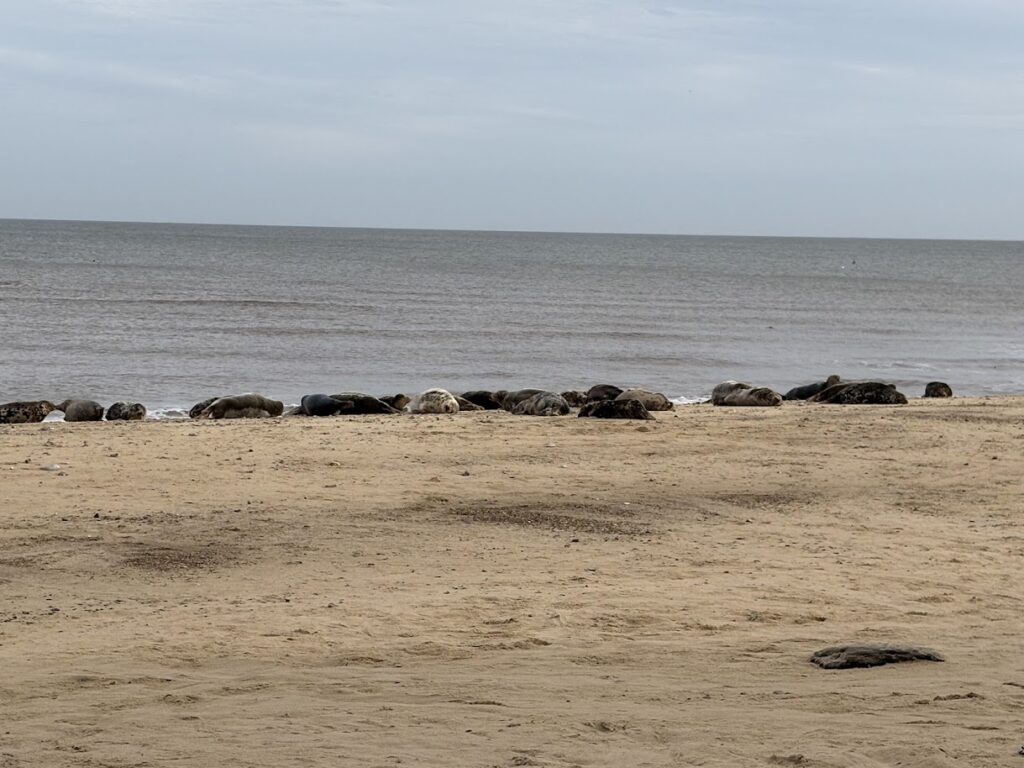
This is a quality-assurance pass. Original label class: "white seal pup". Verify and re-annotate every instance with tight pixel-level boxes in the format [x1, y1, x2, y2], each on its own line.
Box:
[406, 388, 459, 414]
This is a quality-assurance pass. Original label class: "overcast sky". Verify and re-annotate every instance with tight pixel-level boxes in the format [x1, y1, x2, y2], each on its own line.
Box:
[2, 1, 1023, 238]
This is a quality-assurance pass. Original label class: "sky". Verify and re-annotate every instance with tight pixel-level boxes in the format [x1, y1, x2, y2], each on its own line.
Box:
[2, 0, 1024, 238]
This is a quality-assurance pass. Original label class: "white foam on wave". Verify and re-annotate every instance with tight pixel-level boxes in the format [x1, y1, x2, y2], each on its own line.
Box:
[670, 395, 708, 406]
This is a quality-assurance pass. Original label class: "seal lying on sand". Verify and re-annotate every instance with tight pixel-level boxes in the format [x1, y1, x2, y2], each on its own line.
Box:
[328, 393, 400, 414]
[784, 375, 842, 401]
[380, 394, 411, 411]
[199, 394, 284, 419]
[300, 394, 353, 416]
[105, 402, 147, 421]
[579, 399, 653, 420]
[0, 400, 56, 424]
[809, 382, 907, 405]
[923, 381, 953, 398]
[584, 384, 623, 403]
[711, 381, 783, 407]
[189, 397, 219, 419]
[406, 388, 459, 414]
[460, 391, 502, 410]
[615, 389, 673, 411]
[56, 399, 105, 422]
[510, 391, 570, 416]
[560, 390, 587, 408]
[454, 395, 484, 412]
[493, 389, 545, 411]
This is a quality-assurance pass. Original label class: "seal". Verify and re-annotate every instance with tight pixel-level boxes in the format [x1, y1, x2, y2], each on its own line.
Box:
[406, 388, 459, 414]
[327, 393, 401, 415]
[199, 393, 284, 419]
[189, 397, 220, 419]
[784, 375, 842, 401]
[0, 400, 56, 424]
[380, 394, 411, 411]
[105, 402, 147, 421]
[578, 399, 653, 420]
[454, 395, 484, 412]
[492, 389, 545, 411]
[460, 391, 502, 410]
[711, 381, 783, 407]
[809, 382, 907, 405]
[510, 391, 570, 416]
[923, 381, 953, 398]
[301, 394, 354, 417]
[560, 390, 588, 408]
[56, 399, 105, 422]
[615, 388, 673, 411]
[584, 384, 624, 403]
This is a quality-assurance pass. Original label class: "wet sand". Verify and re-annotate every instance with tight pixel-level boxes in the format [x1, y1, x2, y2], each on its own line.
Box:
[1, 397, 1022, 767]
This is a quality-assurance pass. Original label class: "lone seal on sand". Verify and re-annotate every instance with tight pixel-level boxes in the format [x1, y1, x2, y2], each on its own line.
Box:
[923, 381, 953, 398]
[105, 402, 147, 421]
[0, 400, 56, 424]
[784, 375, 841, 401]
[510, 391, 570, 416]
[200, 394, 284, 419]
[406, 388, 459, 414]
[711, 381, 783, 407]
[809, 382, 907, 405]
[615, 388, 673, 411]
[56, 399, 105, 422]
[578, 399, 653, 420]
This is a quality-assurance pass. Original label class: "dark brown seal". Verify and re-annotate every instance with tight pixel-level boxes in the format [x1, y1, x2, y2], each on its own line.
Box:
[380, 394, 411, 411]
[56, 399, 105, 422]
[460, 391, 502, 410]
[584, 384, 623, 403]
[327, 393, 401, 414]
[560, 390, 588, 408]
[578, 399, 653, 420]
[0, 400, 56, 424]
[810, 382, 907, 405]
[784, 375, 842, 401]
[492, 389, 545, 411]
[923, 381, 953, 398]
[189, 397, 220, 419]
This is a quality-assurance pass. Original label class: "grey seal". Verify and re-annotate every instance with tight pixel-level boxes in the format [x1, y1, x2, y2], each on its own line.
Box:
[327, 393, 401, 414]
[584, 384, 623, 403]
[379, 394, 411, 411]
[810, 645, 943, 670]
[615, 389, 673, 411]
[0, 400, 56, 424]
[560, 390, 588, 408]
[510, 391, 570, 416]
[460, 391, 502, 410]
[199, 394, 284, 419]
[56, 399, 105, 422]
[492, 389, 545, 411]
[784, 375, 842, 401]
[406, 388, 459, 414]
[711, 381, 783, 407]
[578, 399, 653, 420]
[189, 397, 220, 419]
[454, 395, 484, 412]
[923, 381, 953, 398]
[105, 402, 147, 421]
[809, 382, 907, 405]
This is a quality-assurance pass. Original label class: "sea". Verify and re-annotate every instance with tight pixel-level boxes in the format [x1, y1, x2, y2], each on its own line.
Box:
[2, 218, 1022, 418]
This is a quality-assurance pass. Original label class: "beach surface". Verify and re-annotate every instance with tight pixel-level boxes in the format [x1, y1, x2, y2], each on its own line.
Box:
[1, 397, 1022, 767]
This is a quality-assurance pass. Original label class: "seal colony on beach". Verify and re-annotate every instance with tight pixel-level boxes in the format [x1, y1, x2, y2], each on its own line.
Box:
[0, 376, 929, 424]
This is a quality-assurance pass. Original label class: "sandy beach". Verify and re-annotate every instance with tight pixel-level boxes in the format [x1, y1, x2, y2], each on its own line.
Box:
[1, 397, 1022, 767]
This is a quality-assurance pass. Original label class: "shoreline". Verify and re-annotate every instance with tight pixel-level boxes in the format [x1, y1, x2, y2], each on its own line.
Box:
[2, 396, 1022, 765]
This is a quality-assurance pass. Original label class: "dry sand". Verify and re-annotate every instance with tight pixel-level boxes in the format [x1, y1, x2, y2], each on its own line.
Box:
[1, 397, 1022, 767]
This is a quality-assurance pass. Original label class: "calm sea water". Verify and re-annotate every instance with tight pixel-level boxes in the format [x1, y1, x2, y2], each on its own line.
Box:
[2, 218, 1022, 412]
